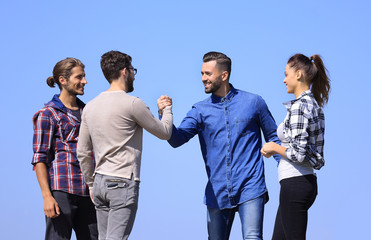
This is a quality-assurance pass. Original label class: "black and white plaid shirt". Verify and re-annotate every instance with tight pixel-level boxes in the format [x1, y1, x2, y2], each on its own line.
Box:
[283, 90, 325, 170]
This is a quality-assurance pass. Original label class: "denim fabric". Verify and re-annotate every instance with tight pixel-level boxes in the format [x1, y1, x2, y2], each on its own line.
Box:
[168, 86, 280, 209]
[272, 174, 317, 240]
[45, 191, 98, 240]
[93, 174, 139, 240]
[207, 194, 266, 240]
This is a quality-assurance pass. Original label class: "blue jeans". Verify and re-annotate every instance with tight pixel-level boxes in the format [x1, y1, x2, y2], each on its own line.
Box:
[93, 174, 139, 240]
[207, 193, 266, 240]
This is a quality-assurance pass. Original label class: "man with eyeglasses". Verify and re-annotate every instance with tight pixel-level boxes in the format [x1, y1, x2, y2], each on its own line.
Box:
[77, 50, 173, 240]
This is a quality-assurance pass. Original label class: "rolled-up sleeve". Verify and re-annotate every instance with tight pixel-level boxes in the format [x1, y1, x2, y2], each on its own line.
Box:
[285, 104, 310, 163]
[32, 110, 55, 168]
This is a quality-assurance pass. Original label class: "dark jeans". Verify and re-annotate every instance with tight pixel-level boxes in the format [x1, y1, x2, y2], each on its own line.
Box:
[45, 191, 98, 240]
[272, 174, 317, 240]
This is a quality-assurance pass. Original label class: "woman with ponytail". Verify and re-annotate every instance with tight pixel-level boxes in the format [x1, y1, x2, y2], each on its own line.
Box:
[261, 53, 330, 239]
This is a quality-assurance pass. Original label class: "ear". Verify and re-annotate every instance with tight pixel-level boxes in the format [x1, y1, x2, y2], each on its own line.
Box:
[59, 76, 67, 86]
[221, 71, 229, 82]
[296, 70, 302, 80]
[121, 68, 127, 79]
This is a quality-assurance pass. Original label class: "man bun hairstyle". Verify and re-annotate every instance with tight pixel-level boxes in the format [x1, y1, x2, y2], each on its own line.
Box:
[46, 58, 85, 89]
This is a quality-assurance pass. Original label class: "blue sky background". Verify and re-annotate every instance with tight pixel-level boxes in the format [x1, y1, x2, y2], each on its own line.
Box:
[1, 1, 370, 239]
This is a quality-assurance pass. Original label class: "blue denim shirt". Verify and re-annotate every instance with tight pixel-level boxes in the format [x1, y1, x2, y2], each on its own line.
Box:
[168, 86, 280, 209]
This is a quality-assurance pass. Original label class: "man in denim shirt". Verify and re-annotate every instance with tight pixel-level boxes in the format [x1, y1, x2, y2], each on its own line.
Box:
[161, 52, 280, 240]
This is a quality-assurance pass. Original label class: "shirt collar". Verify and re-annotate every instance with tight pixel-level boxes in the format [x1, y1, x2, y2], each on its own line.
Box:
[283, 90, 312, 109]
[46, 94, 85, 112]
[210, 84, 237, 103]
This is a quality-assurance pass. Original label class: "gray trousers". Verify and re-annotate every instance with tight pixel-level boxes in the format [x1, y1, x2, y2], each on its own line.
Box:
[93, 173, 139, 240]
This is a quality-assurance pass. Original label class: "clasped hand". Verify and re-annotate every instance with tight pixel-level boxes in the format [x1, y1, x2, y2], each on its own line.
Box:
[157, 95, 172, 114]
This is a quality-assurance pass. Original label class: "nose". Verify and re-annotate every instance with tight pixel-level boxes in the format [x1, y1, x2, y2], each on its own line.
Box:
[201, 74, 207, 82]
[82, 77, 87, 84]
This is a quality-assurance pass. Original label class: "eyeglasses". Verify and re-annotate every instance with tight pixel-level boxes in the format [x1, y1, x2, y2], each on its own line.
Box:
[126, 67, 137, 75]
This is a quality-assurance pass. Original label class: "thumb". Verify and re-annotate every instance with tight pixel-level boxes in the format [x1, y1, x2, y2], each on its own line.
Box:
[55, 203, 60, 215]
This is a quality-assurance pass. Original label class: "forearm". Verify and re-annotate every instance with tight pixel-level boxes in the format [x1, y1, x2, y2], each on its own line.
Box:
[135, 100, 173, 140]
[261, 141, 287, 159]
[159, 106, 173, 139]
[35, 162, 52, 199]
[272, 143, 287, 158]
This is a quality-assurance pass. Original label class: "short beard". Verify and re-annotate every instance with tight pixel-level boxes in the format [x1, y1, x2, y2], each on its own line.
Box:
[205, 77, 222, 94]
[126, 76, 134, 93]
[64, 84, 84, 96]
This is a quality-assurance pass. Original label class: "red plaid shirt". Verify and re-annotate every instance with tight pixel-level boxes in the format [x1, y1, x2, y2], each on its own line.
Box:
[32, 94, 90, 196]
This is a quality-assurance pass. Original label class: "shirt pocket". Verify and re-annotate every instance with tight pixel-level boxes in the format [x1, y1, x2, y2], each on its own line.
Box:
[105, 180, 130, 207]
[60, 121, 77, 142]
[236, 118, 255, 136]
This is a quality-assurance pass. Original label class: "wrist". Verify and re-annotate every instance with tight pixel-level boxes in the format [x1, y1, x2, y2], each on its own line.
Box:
[43, 194, 54, 200]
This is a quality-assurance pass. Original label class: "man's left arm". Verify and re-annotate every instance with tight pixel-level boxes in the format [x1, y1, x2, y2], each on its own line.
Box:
[257, 96, 281, 162]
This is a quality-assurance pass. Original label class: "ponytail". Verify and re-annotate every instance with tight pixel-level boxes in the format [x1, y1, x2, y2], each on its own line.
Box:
[287, 54, 331, 107]
[310, 55, 330, 107]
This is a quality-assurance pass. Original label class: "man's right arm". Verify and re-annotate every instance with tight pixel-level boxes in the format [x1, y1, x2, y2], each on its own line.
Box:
[157, 95, 200, 148]
[35, 163, 60, 218]
[32, 110, 59, 218]
[76, 110, 95, 191]
[167, 106, 200, 148]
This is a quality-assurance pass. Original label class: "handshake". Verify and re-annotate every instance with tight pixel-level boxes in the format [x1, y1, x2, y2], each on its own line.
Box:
[157, 95, 172, 115]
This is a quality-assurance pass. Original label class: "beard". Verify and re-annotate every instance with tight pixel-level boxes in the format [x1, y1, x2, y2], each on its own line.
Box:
[65, 83, 84, 96]
[204, 77, 222, 94]
[126, 75, 134, 93]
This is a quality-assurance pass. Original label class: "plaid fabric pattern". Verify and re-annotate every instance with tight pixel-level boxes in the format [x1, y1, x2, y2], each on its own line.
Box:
[32, 95, 89, 196]
[283, 90, 325, 170]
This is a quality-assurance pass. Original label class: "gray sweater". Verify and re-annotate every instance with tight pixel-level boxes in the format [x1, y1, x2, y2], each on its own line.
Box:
[77, 91, 173, 189]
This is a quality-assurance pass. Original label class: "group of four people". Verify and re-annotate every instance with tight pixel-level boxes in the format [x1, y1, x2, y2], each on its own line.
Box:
[32, 50, 330, 240]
